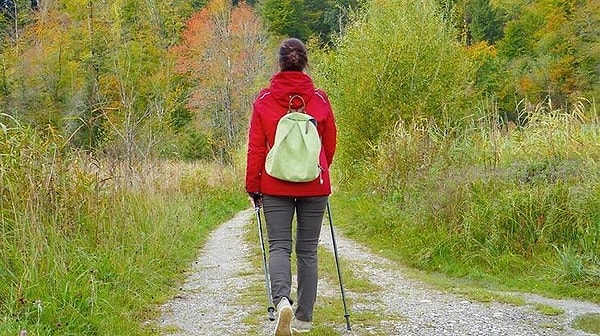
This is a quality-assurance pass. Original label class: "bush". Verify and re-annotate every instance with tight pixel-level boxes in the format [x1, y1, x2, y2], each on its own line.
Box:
[315, 0, 474, 169]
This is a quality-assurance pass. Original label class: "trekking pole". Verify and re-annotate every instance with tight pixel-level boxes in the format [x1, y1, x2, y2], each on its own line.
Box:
[255, 206, 276, 321]
[326, 201, 351, 330]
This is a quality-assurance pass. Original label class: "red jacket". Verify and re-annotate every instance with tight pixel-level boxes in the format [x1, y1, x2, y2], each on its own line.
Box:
[245, 71, 337, 196]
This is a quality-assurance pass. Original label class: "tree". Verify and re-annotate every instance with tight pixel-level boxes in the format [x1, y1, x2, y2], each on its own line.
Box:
[0, 2, 83, 132]
[433, 0, 504, 46]
[467, 0, 504, 45]
[494, 0, 599, 113]
[0, 0, 36, 44]
[258, 0, 360, 45]
[233, 0, 258, 5]
[171, 0, 269, 162]
[259, 0, 311, 41]
[0, 0, 194, 159]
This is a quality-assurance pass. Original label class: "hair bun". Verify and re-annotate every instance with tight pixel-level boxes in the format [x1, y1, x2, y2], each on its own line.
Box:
[278, 38, 308, 71]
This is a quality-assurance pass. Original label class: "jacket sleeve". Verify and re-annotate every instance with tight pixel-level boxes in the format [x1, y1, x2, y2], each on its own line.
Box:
[318, 90, 337, 167]
[245, 99, 267, 193]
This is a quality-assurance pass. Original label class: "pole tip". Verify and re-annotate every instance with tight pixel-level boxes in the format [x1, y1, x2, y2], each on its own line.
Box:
[268, 306, 276, 321]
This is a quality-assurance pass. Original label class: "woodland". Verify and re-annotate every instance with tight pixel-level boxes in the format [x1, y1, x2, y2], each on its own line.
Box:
[0, 0, 598, 334]
[0, 0, 597, 160]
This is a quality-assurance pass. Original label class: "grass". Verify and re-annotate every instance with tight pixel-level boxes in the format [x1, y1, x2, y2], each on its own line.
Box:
[330, 102, 600, 304]
[0, 126, 247, 335]
[534, 304, 564, 316]
[2, 101, 598, 335]
[572, 313, 600, 335]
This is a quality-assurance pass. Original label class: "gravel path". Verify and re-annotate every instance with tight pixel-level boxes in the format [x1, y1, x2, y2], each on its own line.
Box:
[158, 209, 600, 335]
[159, 210, 257, 335]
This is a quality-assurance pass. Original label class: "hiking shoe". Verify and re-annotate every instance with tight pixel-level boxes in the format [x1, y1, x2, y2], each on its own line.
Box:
[274, 297, 293, 336]
[291, 318, 312, 333]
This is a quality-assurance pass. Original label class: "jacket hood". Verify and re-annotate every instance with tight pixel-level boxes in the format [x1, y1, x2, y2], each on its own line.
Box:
[268, 71, 316, 109]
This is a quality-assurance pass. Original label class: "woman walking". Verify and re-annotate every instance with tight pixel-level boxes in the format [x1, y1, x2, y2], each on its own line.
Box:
[245, 38, 337, 336]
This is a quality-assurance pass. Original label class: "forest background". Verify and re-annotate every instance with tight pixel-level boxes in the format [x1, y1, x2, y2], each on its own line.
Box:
[0, 0, 598, 334]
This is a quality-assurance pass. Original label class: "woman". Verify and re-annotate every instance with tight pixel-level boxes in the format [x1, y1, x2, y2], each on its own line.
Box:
[245, 38, 337, 336]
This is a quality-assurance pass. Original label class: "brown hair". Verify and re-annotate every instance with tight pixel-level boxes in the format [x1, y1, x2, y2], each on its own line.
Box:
[278, 38, 308, 72]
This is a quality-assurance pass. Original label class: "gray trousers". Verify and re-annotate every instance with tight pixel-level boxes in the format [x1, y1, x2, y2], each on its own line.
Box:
[262, 195, 328, 322]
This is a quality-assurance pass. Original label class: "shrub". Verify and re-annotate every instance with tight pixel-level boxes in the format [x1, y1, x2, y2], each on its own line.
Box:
[316, 0, 474, 169]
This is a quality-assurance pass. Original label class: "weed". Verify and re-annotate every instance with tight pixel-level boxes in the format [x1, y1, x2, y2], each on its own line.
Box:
[572, 313, 600, 335]
[534, 304, 564, 316]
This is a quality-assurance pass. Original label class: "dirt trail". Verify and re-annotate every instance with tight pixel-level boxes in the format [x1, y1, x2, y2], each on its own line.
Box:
[159, 210, 257, 335]
[158, 209, 600, 335]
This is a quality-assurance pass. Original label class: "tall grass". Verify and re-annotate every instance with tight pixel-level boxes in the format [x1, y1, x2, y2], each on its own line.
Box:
[332, 99, 600, 301]
[0, 121, 247, 335]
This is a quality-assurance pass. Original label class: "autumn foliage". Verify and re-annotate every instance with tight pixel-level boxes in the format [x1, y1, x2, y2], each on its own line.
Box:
[171, 0, 268, 161]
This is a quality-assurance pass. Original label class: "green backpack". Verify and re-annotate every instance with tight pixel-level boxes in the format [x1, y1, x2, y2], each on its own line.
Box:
[265, 95, 321, 183]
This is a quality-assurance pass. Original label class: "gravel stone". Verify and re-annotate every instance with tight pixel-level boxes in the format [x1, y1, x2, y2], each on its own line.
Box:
[159, 210, 256, 335]
[318, 223, 600, 336]
[158, 210, 600, 335]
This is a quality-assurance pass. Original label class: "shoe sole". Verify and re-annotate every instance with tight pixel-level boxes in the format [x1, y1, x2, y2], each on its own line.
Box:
[275, 306, 293, 336]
